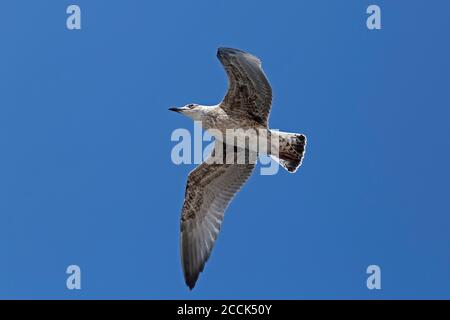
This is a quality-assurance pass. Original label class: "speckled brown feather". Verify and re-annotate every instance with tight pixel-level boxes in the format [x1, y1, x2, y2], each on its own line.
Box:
[177, 48, 306, 290]
[180, 143, 255, 289]
[217, 48, 273, 127]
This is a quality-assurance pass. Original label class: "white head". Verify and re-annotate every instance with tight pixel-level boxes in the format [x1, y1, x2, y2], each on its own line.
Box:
[169, 104, 209, 121]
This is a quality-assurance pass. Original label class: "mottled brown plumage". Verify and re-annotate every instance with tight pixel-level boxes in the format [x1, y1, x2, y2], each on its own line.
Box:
[181, 144, 255, 289]
[218, 48, 273, 126]
[172, 48, 307, 289]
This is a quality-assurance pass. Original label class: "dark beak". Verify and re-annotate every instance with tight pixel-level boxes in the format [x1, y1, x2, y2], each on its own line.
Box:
[169, 107, 182, 113]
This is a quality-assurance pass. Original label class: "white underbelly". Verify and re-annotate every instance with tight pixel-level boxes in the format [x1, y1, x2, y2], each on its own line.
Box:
[207, 128, 274, 155]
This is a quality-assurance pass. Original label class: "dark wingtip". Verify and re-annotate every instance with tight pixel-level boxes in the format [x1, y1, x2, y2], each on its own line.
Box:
[184, 268, 200, 290]
[217, 47, 227, 60]
[186, 278, 197, 290]
[217, 47, 230, 54]
[218, 47, 245, 55]
[217, 47, 248, 62]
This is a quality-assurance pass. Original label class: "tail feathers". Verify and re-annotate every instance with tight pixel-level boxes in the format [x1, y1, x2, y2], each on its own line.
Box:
[272, 132, 307, 173]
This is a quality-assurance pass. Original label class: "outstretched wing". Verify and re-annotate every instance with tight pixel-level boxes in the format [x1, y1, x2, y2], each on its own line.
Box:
[180, 143, 255, 289]
[217, 47, 273, 126]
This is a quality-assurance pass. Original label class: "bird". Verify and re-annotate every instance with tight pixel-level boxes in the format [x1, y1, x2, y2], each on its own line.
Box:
[169, 47, 307, 289]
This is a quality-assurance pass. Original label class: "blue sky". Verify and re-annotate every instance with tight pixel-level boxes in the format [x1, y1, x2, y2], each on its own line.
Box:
[0, 0, 449, 299]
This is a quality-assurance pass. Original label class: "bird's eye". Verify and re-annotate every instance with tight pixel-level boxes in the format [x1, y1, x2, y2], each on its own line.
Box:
[188, 104, 195, 108]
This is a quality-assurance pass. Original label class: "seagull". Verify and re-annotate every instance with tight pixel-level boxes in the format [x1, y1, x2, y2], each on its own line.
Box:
[170, 47, 307, 289]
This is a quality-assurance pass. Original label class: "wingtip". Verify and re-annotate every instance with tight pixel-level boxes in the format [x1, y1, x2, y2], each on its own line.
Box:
[217, 47, 245, 55]
[186, 279, 197, 291]
[217, 47, 229, 54]
[217, 47, 247, 64]
[217, 47, 227, 59]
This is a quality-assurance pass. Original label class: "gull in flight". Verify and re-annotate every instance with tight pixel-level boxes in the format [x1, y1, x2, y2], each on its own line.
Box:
[169, 47, 307, 289]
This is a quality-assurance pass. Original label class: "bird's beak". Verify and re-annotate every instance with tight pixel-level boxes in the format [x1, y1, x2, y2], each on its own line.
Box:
[169, 107, 182, 113]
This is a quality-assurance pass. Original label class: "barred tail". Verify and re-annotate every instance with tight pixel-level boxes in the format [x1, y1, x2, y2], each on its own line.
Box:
[271, 131, 307, 173]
